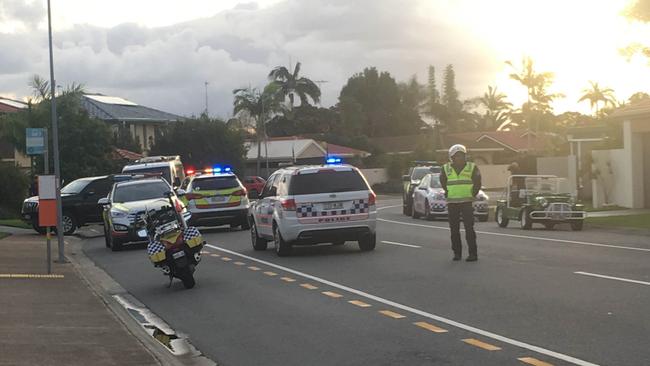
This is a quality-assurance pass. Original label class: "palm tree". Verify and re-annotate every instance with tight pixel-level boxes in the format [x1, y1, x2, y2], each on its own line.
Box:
[233, 84, 283, 175]
[478, 85, 512, 130]
[578, 81, 616, 117]
[268, 62, 321, 111]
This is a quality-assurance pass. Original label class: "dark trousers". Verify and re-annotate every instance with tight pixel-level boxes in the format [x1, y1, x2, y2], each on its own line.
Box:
[448, 202, 477, 257]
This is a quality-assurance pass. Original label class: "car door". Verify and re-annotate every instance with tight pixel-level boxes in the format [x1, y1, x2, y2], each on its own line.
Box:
[413, 175, 429, 214]
[80, 178, 113, 223]
[254, 174, 279, 238]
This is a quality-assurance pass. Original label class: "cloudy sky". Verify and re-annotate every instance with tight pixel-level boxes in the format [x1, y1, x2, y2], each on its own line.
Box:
[1, 0, 649, 119]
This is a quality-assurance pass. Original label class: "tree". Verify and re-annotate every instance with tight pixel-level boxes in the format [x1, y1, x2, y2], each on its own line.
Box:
[578, 81, 616, 117]
[265, 105, 341, 137]
[150, 118, 245, 173]
[0, 162, 29, 218]
[629, 91, 650, 104]
[232, 84, 283, 175]
[268, 62, 321, 111]
[441, 64, 463, 132]
[622, 1, 650, 62]
[477, 85, 512, 130]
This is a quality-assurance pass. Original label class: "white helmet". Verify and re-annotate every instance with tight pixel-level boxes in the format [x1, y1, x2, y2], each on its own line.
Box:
[448, 144, 467, 158]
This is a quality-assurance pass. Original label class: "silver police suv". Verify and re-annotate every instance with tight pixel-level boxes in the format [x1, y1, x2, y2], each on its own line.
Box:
[249, 164, 377, 256]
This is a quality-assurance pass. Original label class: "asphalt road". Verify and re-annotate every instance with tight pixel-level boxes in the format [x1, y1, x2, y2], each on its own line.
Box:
[83, 198, 650, 366]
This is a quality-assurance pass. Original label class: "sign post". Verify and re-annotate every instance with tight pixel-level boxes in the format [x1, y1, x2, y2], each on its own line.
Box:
[38, 175, 56, 274]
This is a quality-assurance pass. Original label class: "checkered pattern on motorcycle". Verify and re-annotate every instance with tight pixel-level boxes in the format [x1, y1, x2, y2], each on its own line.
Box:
[296, 199, 369, 218]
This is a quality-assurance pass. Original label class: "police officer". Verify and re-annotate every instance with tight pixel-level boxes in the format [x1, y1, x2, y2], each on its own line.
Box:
[440, 144, 482, 262]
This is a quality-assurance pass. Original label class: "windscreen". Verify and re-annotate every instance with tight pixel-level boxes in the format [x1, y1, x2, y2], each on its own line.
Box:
[113, 181, 171, 202]
[123, 166, 172, 184]
[289, 170, 368, 195]
[61, 179, 92, 194]
[429, 174, 442, 188]
[412, 167, 433, 181]
[193, 176, 239, 191]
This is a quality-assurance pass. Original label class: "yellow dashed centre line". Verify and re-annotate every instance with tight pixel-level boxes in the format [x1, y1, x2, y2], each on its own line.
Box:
[322, 291, 343, 298]
[0, 274, 64, 279]
[348, 300, 372, 308]
[248, 266, 261, 271]
[379, 310, 406, 319]
[201, 251, 211, 255]
[234, 261, 246, 266]
[414, 321, 448, 333]
[221, 257, 232, 261]
[300, 283, 318, 290]
[210, 254, 220, 257]
[462, 338, 501, 351]
[280, 277, 296, 282]
[264, 271, 278, 276]
[518, 357, 554, 366]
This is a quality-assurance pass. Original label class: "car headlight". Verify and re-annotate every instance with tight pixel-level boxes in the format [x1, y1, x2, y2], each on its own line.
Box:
[113, 224, 129, 231]
[110, 209, 129, 218]
[538, 198, 549, 208]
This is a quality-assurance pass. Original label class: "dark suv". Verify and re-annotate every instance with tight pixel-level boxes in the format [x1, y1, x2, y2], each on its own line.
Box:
[21, 175, 114, 235]
[402, 162, 441, 215]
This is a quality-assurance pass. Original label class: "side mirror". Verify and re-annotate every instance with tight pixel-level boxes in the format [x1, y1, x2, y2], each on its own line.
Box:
[176, 189, 187, 196]
[97, 197, 110, 206]
[402, 175, 410, 182]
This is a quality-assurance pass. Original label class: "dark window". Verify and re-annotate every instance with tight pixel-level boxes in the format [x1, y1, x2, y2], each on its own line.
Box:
[113, 181, 171, 203]
[193, 176, 239, 191]
[85, 178, 112, 196]
[261, 174, 278, 197]
[289, 170, 369, 195]
[61, 178, 93, 194]
[429, 175, 442, 188]
[124, 166, 172, 184]
[411, 167, 433, 181]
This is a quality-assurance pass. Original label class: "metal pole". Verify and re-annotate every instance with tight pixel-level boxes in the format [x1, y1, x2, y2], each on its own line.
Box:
[44, 128, 51, 274]
[204, 81, 209, 116]
[47, 0, 66, 263]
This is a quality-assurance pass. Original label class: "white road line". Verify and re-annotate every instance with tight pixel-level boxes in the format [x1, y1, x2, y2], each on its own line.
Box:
[381, 240, 422, 248]
[574, 271, 650, 286]
[378, 218, 650, 253]
[205, 244, 599, 366]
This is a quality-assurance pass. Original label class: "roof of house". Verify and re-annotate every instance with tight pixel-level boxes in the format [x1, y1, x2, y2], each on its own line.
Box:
[81, 94, 183, 123]
[0, 97, 28, 113]
[323, 142, 370, 157]
[610, 99, 650, 120]
[442, 131, 550, 152]
[113, 148, 144, 161]
[368, 135, 426, 154]
[244, 138, 327, 161]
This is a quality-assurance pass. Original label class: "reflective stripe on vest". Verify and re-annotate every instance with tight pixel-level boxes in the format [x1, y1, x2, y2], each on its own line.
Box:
[444, 162, 475, 203]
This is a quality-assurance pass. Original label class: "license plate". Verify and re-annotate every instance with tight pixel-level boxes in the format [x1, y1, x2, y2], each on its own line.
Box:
[172, 251, 186, 259]
[323, 202, 343, 210]
[209, 196, 226, 203]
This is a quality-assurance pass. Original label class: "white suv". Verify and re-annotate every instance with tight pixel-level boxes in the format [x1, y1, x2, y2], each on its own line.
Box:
[249, 164, 377, 256]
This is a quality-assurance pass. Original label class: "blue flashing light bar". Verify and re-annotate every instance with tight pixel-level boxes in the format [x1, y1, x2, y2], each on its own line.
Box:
[326, 157, 342, 164]
[224, 166, 232, 172]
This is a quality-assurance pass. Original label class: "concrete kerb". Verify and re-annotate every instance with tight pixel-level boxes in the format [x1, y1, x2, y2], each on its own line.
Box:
[65, 235, 216, 366]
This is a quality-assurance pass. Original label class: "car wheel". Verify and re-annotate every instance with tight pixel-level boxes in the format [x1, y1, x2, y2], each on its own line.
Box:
[496, 206, 509, 227]
[544, 223, 555, 230]
[60, 213, 77, 235]
[251, 220, 268, 251]
[358, 233, 376, 251]
[411, 202, 421, 219]
[520, 208, 533, 230]
[570, 220, 584, 231]
[273, 225, 292, 257]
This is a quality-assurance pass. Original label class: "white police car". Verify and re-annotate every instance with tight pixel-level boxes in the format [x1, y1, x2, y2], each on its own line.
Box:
[249, 160, 377, 256]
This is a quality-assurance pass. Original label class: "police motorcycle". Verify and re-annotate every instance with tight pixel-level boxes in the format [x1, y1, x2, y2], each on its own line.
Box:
[135, 191, 205, 289]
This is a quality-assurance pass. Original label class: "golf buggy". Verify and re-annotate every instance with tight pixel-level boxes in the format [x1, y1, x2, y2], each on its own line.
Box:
[495, 175, 586, 230]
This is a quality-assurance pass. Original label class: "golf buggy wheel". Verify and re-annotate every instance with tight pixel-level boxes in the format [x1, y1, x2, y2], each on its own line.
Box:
[273, 225, 292, 257]
[358, 233, 376, 251]
[251, 220, 268, 251]
[544, 223, 555, 230]
[56, 212, 77, 235]
[178, 268, 196, 289]
[570, 220, 584, 231]
[496, 206, 509, 228]
[411, 202, 421, 219]
[520, 208, 533, 230]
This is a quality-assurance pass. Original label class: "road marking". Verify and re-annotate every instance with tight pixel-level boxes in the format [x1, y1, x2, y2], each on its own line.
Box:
[263, 271, 278, 276]
[201, 251, 211, 254]
[300, 283, 318, 290]
[379, 310, 406, 319]
[248, 266, 261, 271]
[210, 254, 220, 257]
[519, 357, 554, 366]
[205, 244, 599, 366]
[281, 277, 296, 282]
[0, 274, 64, 279]
[221, 257, 232, 261]
[349, 300, 372, 308]
[234, 261, 246, 266]
[381, 240, 422, 248]
[322, 291, 343, 298]
[463, 338, 501, 351]
[574, 271, 650, 286]
[379, 217, 650, 253]
[414, 321, 448, 333]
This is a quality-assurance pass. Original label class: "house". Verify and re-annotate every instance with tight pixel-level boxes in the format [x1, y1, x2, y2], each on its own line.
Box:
[591, 100, 650, 208]
[0, 97, 30, 168]
[81, 94, 183, 153]
[439, 131, 554, 164]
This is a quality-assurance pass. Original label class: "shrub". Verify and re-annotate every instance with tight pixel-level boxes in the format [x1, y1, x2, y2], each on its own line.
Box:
[0, 163, 29, 218]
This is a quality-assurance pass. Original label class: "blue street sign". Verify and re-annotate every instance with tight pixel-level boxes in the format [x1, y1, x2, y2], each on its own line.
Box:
[26, 128, 45, 155]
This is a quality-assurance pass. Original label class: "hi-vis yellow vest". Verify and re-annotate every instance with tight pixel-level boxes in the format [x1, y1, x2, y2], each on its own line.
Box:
[444, 162, 475, 203]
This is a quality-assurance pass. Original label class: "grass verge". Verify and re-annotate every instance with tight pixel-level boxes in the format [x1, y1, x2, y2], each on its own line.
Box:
[586, 214, 650, 230]
[0, 219, 30, 229]
[0, 232, 10, 240]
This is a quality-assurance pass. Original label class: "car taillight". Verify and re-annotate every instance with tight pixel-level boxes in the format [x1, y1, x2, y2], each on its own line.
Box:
[368, 192, 376, 205]
[186, 193, 203, 200]
[233, 189, 247, 196]
[280, 198, 296, 211]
